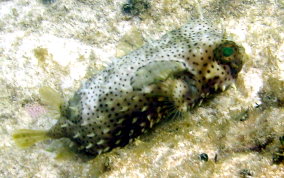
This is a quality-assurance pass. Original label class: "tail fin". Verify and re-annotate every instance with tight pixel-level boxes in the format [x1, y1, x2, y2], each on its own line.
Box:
[39, 86, 64, 119]
[12, 129, 49, 148]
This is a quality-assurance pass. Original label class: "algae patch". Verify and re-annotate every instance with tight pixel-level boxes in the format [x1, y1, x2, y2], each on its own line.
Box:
[33, 46, 69, 78]
[34, 47, 49, 65]
[116, 27, 144, 57]
[122, 0, 150, 16]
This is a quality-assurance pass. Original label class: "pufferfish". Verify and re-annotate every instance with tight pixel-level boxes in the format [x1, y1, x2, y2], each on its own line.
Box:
[13, 19, 245, 156]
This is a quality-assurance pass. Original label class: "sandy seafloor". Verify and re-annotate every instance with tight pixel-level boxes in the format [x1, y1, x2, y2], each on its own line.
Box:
[0, 0, 284, 177]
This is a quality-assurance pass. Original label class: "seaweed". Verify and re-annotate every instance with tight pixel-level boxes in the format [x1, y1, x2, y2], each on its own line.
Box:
[42, 0, 56, 5]
[239, 169, 253, 178]
[272, 136, 284, 164]
[122, 0, 150, 16]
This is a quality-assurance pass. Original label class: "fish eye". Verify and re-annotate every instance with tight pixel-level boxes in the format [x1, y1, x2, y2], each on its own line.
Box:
[222, 47, 234, 57]
[214, 40, 245, 77]
[214, 41, 239, 63]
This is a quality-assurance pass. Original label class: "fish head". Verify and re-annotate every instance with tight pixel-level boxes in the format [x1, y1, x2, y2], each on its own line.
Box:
[195, 40, 246, 96]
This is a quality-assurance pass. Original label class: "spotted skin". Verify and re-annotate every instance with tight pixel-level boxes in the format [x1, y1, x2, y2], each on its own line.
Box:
[47, 19, 245, 156]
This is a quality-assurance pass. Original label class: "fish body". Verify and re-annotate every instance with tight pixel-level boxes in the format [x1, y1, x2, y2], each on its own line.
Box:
[13, 19, 245, 156]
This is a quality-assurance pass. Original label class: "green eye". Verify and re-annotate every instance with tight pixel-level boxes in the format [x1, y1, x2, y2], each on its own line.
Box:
[222, 47, 234, 57]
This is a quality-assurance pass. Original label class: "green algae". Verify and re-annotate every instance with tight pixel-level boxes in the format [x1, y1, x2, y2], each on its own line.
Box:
[122, 0, 150, 16]
[232, 109, 250, 121]
[34, 47, 49, 67]
[272, 136, 284, 164]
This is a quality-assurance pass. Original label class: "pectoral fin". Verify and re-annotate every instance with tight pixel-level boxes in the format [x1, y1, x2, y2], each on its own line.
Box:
[131, 60, 188, 90]
[39, 86, 64, 119]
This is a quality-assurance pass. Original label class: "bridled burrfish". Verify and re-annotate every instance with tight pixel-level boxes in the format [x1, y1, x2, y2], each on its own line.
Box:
[13, 19, 245, 156]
